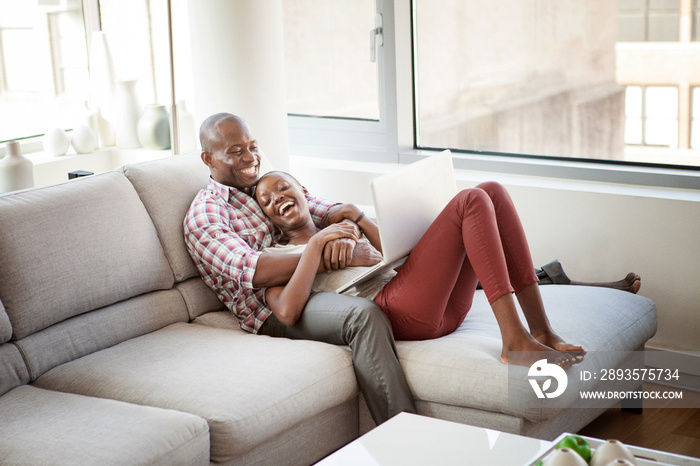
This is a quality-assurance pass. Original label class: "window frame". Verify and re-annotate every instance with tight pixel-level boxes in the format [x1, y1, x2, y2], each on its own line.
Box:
[286, 0, 407, 164]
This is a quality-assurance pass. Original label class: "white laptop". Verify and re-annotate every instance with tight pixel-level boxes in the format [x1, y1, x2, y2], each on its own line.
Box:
[335, 150, 458, 293]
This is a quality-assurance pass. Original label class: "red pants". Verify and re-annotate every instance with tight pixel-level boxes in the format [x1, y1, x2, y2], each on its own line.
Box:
[373, 181, 538, 340]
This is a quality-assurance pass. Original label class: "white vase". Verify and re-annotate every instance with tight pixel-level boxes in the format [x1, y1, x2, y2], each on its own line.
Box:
[137, 104, 171, 150]
[114, 79, 142, 149]
[95, 108, 116, 147]
[71, 124, 97, 154]
[0, 141, 34, 193]
[176, 100, 197, 153]
[89, 31, 117, 122]
[43, 128, 71, 156]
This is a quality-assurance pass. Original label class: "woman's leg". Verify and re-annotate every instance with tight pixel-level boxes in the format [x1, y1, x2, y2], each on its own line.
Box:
[375, 182, 582, 366]
[374, 185, 523, 338]
[475, 182, 584, 362]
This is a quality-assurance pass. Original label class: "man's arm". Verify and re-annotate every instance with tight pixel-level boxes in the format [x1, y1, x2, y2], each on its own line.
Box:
[308, 196, 383, 270]
[253, 252, 326, 288]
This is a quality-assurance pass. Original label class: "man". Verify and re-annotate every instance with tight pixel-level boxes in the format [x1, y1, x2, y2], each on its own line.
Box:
[184, 113, 417, 424]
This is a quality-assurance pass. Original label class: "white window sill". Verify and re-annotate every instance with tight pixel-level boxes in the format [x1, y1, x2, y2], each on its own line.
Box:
[19, 146, 172, 188]
[291, 152, 700, 204]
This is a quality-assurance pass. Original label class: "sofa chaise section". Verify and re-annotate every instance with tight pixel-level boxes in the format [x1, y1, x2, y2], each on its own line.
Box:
[0, 385, 210, 466]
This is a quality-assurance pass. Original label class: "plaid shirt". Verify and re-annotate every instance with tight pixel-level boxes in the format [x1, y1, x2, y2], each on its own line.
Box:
[184, 177, 335, 333]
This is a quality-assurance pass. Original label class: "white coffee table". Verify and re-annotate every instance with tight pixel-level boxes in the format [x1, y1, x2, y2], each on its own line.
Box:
[316, 412, 551, 465]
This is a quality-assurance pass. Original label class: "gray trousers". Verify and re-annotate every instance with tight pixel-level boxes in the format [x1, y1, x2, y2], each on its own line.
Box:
[258, 292, 417, 425]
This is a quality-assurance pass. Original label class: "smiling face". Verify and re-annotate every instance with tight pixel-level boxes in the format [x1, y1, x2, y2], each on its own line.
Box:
[255, 172, 313, 232]
[202, 117, 261, 190]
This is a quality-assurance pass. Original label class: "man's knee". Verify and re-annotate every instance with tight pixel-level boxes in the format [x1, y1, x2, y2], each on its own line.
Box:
[345, 299, 393, 340]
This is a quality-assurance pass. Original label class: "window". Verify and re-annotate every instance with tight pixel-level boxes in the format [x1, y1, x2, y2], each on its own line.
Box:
[282, 0, 402, 163]
[283, 0, 380, 120]
[413, 0, 700, 168]
[625, 85, 678, 147]
[0, 0, 90, 142]
[618, 0, 680, 42]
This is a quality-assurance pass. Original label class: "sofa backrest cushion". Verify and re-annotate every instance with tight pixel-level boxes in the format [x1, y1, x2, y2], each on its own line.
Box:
[121, 154, 210, 282]
[0, 172, 174, 340]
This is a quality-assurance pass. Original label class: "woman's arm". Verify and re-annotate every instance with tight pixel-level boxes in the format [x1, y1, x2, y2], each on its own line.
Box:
[264, 223, 359, 326]
[322, 203, 383, 254]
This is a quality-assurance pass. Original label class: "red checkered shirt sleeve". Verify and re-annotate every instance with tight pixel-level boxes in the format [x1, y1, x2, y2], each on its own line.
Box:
[308, 195, 338, 227]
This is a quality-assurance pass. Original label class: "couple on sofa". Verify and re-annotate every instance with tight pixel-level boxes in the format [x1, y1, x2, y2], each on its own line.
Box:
[184, 112, 641, 426]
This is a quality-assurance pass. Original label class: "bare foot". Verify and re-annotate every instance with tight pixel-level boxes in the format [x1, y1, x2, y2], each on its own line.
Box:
[533, 331, 585, 356]
[501, 334, 579, 369]
[572, 273, 641, 294]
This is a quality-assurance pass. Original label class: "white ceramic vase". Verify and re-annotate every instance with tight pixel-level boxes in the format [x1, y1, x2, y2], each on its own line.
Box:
[0, 141, 34, 193]
[71, 125, 97, 154]
[89, 31, 117, 122]
[137, 104, 171, 150]
[590, 440, 636, 466]
[114, 79, 142, 149]
[176, 100, 197, 153]
[95, 108, 116, 147]
[43, 128, 71, 156]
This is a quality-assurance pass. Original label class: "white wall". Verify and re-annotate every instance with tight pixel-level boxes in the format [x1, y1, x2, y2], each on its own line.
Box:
[291, 156, 700, 352]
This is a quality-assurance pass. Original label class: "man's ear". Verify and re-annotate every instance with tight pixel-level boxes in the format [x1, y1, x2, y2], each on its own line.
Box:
[301, 185, 310, 196]
[201, 151, 213, 167]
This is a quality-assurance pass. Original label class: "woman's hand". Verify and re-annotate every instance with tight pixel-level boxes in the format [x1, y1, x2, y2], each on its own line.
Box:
[309, 223, 359, 271]
[311, 222, 360, 247]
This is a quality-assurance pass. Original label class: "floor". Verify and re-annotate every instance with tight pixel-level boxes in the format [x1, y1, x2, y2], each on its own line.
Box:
[578, 383, 700, 460]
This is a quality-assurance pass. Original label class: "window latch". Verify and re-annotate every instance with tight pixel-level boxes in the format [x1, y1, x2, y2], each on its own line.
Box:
[370, 13, 383, 62]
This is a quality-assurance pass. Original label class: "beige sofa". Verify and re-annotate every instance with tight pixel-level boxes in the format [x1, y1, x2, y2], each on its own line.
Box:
[0, 153, 657, 465]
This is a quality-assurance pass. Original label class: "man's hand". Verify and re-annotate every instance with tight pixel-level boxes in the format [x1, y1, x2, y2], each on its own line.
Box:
[322, 203, 362, 228]
[322, 237, 356, 271]
[322, 238, 383, 271]
[348, 240, 383, 267]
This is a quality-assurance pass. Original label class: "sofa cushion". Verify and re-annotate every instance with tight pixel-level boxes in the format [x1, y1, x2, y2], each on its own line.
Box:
[0, 172, 174, 339]
[396, 286, 657, 422]
[15, 290, 189, 380]
[176, 277, 226, 320]
[0, 385, 209, 466]
[33, 322, 358, 463]
[0, 299, 11, 343]
[0, 344, 30, 397]
[121, 153, 210, 282]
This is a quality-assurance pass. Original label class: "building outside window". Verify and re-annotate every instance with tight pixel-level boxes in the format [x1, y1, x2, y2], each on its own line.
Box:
[411, 0, 700, 168]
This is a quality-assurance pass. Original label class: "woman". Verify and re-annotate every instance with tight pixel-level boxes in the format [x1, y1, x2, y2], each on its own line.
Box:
[255, 170, 585, 367]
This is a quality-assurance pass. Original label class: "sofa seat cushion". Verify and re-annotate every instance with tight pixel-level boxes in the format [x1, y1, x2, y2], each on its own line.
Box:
[0, 385, 209, 466]
[0, 344, 30, 397]
[396, 286, 657, 422]
[33, 322, 358, 463]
